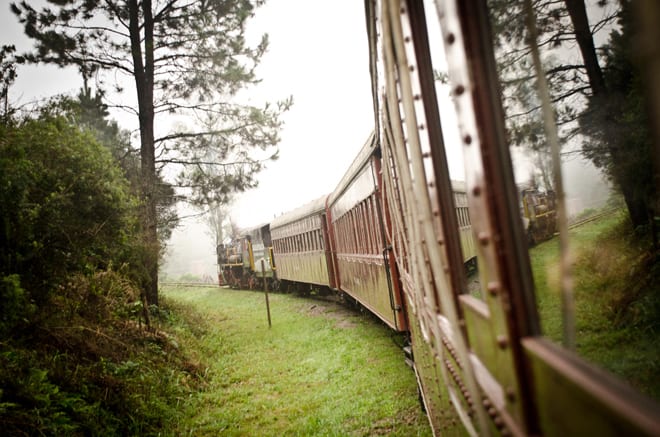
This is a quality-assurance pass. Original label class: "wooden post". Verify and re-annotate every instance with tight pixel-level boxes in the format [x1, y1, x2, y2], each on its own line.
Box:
[261, 259, 272, 328]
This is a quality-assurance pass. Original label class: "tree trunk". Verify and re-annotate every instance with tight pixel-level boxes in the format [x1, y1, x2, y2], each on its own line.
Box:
[564, 0, 607, 96]
[129, 0, 159, 306]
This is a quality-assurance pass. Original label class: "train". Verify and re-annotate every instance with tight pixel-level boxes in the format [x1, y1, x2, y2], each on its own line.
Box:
[216, 222, 277, 290]
[216, 0, 660, 435]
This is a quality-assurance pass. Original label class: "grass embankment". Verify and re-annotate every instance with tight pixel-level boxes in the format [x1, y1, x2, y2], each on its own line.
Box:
[0, 272, 205, 436]
[530, 210, 660, 400]
[162, 286, 431, 436]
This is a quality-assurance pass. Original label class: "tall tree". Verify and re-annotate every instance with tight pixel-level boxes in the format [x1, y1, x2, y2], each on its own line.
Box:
[204, 202, 229, 249]
[488, 0, 655, 229]
[12, 0, 291, 305]
[0, 45, 17, 123]
[578, 0, 656, 228]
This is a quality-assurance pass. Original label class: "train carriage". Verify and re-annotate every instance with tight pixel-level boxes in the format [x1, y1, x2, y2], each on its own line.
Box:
[227, 1, 660, 434]
[270, 196, 335, 291]
[367, 0, 660, 435]
[326, 133, 407, 332]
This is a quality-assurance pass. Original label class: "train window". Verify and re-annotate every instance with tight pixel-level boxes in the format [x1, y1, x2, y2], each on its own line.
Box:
[359, 202, 366, 254]
[345, 212, 352, 253]
[368, 198, 376, 255]
[352, 210, 359, 253]
[448, 0, 660, 397]
[356, 206, 360, 253]
[356, 206, 364, 254]
[366, 198, 374, 254]
[359, 202, 367, 253]
[350, 211, 354, 253]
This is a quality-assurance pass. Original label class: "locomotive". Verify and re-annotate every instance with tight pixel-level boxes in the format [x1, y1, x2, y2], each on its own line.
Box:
[216, 0, 660, 435]
[217, 223, 277, 290]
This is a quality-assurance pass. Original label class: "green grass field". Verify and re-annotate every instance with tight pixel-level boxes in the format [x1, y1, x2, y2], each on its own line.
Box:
[160, 286, 431, 436]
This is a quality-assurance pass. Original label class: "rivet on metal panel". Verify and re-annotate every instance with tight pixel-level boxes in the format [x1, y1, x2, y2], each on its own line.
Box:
[437, 238, 444, 245]
[478, 231, 490, 245]
[454, 84, 465, 95]
[409, 65, 415, 72]
[472, 185, 482, 196]
[404, 36, 411, 43]
[414, 94, 421, 100]
[487, 281, 500, 297]
[422, 151, 431, 158]
[433, 209, 440, 216]
[400, 6, 406, 14]
[447, 33, 455, 44]
[506, 387, 516, 402]
[419, 123, 425, 130]
[496, 335, 508, 349]
[463, 134, 472, 145]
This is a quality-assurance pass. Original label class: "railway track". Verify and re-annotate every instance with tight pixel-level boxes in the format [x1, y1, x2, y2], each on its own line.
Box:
[568, 208, 619, 230]
[159, 282, 223, 289]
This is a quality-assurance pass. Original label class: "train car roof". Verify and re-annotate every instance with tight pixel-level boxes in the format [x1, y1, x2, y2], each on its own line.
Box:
[270, 195, 328, 230]
[327, 132, 377, 206]
[239, 222, 269, 237]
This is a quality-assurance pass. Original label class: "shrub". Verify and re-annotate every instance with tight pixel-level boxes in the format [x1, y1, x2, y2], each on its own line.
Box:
[0, 116, 138, 313]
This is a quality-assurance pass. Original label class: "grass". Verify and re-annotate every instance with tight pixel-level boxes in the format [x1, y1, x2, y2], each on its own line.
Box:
[530, 209, 660, 400]
[161, 286, 431, 436]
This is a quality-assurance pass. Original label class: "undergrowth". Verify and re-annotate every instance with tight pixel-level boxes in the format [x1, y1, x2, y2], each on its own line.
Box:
[532, 210, 660, 400]
[0, 270, 206, 436]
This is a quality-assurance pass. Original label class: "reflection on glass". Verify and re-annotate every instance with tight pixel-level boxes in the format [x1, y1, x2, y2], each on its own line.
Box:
[487, 0, 659, 400]
[422, 0, 483, 300]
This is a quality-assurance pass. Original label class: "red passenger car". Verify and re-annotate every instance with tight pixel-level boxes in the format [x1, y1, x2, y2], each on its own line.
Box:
[326, 134, 407, 332]
[270, 196, 335, 292]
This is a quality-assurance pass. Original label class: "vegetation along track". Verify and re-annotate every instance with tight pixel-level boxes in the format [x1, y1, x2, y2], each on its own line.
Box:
[160, 285, 434, 436]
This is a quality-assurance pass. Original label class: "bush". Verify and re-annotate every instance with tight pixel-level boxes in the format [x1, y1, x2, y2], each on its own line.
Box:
[0, 107, 198, 435]
[0, 116, 138, 311]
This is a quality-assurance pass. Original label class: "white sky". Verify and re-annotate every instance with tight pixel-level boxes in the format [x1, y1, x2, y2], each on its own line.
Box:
[1, 0, 374, 277]
[234, 0, 374, 227]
